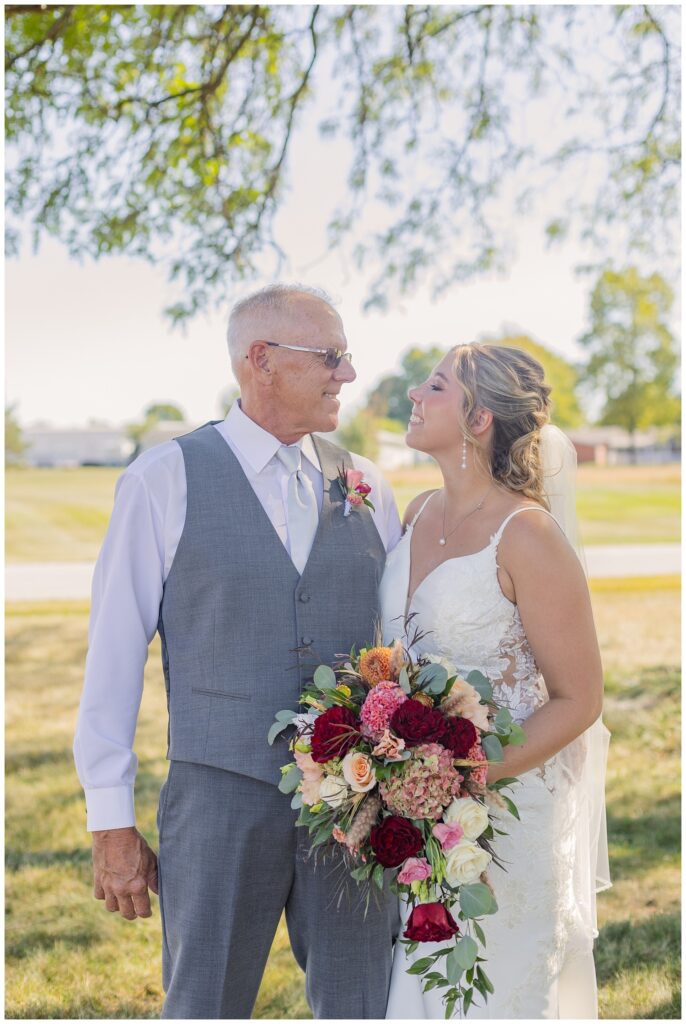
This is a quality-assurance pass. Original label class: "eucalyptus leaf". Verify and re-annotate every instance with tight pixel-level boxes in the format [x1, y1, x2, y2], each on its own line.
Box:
[275, 708, 297, 722]
[453, 935, 478, 970]
[277, 765, 302, 794]
[399, 667, 412, 694]
[314, 665, 337, 691]
[494, 707, 513, 733]
[466, 669, 493, 701]
[417, 663, 448, 694]
[445, 947, 464, 985]
[459, 882, 498, 918]
[290, 791, 303, 810]
[482, 733, 504, 763]
[508, 722, 526, 746]
[267, 720, 290, 746]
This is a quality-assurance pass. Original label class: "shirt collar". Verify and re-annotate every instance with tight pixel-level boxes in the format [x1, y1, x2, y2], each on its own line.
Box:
[219, 401, 321, 475]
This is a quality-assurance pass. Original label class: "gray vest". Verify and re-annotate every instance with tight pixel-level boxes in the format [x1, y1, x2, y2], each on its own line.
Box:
[158, 422, 386, 785]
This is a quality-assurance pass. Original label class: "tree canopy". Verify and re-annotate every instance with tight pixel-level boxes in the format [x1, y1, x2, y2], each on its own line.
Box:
[578, 266, 680, 439]
[6, 4, 680, 321]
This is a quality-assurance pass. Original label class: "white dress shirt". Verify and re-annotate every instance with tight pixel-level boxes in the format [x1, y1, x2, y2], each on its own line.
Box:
[74, 402, 402, 831]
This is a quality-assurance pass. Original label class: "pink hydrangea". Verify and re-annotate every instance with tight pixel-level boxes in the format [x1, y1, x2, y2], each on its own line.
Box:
[360, 681, 408, 739]
[379, 743, 463, 821]
[467, 739, 488, 785]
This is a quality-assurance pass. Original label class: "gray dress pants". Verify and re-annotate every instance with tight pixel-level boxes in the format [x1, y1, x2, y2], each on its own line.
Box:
[157, 761, 401, 1019]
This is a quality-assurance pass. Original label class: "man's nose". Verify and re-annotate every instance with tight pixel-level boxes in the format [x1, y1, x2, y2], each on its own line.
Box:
[335, 358, 356, 384]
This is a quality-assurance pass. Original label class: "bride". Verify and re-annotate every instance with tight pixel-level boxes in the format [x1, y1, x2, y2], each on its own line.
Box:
[381, 343, 611, 1020]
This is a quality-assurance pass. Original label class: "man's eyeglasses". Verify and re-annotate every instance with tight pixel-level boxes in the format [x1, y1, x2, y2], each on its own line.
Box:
[253, 340, 353, 370]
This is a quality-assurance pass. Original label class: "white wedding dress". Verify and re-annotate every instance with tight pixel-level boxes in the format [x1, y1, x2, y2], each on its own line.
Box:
[381, 494, 611, 1020]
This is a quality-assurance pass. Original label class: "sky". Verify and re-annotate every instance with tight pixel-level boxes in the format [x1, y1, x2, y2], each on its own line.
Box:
[5, 5, 679, 430]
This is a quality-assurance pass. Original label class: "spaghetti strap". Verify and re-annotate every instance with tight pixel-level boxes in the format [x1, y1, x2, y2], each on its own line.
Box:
[409, 490, 439, 529]
[492, 504, 560, 544]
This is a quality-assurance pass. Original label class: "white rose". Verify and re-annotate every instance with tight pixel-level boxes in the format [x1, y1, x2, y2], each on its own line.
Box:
[444, 839, 492, 887]
[319, 774, 349, 808]
[444, 796, 490, 839]
[425, 653, 458, 676]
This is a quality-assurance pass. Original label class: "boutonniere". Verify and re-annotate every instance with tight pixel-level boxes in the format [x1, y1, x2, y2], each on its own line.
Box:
[338, 466, 375, 517]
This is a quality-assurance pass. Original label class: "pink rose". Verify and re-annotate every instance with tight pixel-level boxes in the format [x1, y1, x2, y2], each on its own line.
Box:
[397, 857, 433, 884]
[432, 821, 465, 851]
[347, 492, 364, 506]
[345, 469, 365, 490]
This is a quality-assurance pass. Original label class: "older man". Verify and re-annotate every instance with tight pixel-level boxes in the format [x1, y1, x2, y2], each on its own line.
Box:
[74, 285, 402, 1019]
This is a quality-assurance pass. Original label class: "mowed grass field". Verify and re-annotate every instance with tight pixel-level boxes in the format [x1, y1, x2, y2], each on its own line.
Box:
[5, 462, 681, 562]
[5, 575, 680, 1019]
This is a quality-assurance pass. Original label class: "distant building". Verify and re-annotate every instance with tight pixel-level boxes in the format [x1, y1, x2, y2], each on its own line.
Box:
[137, 420, 202, 453]
[24, 426, 134, 467]
[567, 426, 679, 465]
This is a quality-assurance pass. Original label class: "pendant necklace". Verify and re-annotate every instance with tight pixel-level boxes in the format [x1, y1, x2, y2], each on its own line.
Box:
[439, 484, 492, 546]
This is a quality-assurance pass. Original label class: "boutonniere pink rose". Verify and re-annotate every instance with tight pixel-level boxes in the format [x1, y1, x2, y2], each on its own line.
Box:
[338, 466, 375, 517]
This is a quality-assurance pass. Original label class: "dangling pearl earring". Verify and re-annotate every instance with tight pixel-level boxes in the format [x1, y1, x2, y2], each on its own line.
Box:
[461, 436, 468, 469]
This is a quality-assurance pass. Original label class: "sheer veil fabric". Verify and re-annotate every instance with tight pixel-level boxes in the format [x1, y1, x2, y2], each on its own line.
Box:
[539, 425, 612, 937]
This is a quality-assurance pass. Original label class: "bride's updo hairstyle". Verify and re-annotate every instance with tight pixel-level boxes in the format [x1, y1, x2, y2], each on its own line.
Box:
[452, 343, 553, 506]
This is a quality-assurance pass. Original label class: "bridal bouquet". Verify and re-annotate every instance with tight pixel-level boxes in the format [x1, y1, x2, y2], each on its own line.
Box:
[269, 629, 524, 1018]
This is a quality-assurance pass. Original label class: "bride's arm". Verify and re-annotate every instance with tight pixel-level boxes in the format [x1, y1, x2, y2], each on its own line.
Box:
[487, 511, 604, 783]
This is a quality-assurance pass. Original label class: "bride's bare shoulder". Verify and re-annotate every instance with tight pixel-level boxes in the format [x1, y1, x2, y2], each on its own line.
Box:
[402, 489, 440, 531]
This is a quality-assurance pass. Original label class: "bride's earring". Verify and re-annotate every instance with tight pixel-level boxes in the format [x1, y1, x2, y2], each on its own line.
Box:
[461, 436, 468, 469]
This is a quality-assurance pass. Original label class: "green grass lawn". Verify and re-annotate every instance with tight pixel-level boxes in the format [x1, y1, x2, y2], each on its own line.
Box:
[5, 463, 680, 562]
[5, 577, 680, 1018]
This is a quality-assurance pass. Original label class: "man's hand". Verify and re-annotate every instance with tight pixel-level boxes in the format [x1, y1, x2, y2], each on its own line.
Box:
[92, 826, 159, 921]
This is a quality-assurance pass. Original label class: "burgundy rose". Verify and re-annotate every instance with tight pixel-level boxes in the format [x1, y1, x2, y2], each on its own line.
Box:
[403, 902, 460, 942]
[369, 815, 423, 868]
[441, 716, 478, 758]
[390, 700, 446, 747]
[311, 706, 360, 763]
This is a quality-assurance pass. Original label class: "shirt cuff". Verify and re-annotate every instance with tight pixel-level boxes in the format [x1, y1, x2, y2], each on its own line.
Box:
[84, 786, 136, 832]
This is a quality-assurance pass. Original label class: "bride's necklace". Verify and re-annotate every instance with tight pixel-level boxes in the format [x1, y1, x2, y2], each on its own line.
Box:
[439, 484, 492, 546]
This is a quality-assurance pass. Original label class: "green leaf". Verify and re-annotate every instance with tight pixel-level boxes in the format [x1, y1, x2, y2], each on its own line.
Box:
[290, 791, 303, 810]
[490, 776, 519, 790]
[314, 665, 337, 691]
[417, 663, 448, 694]
[466, 670, 492, 701]
[267, 720, 290, 746]
[407, 956, 434, 975]
[399, 667, 411, 694]
[463, 986, 474, 1013]
[501, 795, 520, 820]
[459, 882, 498, 918]
[275, 708, 297, 722]
[477, 965, 494, 994]
[453, 935, 478, 970]
[473, 920, 486, 945]
[277, 765, 302, 794]
[507, 722, 526, 746]
[494, 707, 513, 733]
[445, 947, 464, 985]
[372, 863, 385, 890]
[482, 733, 504, 763]
[444, 989, 458, 1019]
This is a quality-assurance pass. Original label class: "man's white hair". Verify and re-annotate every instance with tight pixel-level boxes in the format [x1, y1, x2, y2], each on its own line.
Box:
[226, 283, 337, 377]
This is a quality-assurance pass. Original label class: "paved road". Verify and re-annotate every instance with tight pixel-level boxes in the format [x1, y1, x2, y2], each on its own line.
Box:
[5, 545, 681, 601]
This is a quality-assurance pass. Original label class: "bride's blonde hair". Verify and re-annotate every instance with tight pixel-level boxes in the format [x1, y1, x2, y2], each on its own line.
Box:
[451, 343, 552, 506]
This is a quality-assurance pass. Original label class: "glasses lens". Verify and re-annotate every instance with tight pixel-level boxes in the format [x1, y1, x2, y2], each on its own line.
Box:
[323, 349, 352, 368]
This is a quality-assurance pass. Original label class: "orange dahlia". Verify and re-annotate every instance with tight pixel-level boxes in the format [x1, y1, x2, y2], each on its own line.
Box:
[359, 646, 395, 686]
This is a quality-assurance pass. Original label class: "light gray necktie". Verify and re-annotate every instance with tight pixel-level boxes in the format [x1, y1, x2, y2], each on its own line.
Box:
[276, 445, 319, 574]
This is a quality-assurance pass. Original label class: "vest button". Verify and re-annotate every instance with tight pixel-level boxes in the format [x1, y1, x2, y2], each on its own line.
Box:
[302, 635, 313, 646]
[299, 592, 310, 603]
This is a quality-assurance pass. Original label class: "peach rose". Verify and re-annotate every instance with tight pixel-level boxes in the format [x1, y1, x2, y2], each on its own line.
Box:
[342, 751, 377, 792]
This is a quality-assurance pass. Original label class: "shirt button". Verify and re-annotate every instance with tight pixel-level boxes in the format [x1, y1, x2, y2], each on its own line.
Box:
[299, 592, 310, 603]
[302, 636, 313, 646]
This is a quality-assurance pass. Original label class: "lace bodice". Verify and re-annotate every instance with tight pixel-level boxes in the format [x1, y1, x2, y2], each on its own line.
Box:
[379, 494, 556, 723]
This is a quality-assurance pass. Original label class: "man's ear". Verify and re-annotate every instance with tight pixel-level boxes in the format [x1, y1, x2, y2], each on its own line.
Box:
[246, 341, 274, 384]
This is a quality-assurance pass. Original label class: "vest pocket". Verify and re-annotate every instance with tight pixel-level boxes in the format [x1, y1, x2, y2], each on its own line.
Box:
[190, 686, 251, 702]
